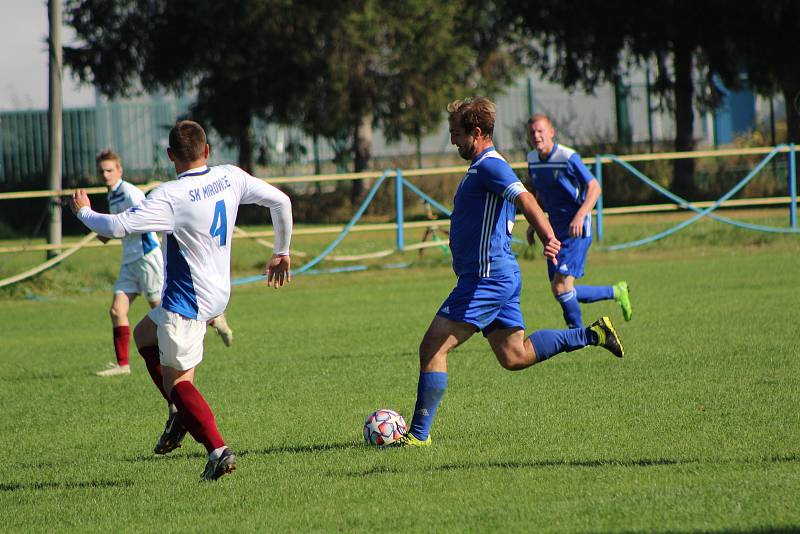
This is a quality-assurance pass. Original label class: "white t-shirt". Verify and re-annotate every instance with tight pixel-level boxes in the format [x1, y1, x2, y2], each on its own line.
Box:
[107, 180, 160, 264]
[79, 164, 292, 321]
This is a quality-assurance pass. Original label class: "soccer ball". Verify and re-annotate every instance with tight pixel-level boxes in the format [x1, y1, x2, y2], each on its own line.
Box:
[363, 408, 407, 446]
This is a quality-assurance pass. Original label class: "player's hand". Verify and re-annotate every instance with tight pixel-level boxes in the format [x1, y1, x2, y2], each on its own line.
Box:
[569, 213, 585, 237]
[265, 254, 291, 288]
[542, 235, 561, 264]
[526, 225, 536, 245]
[70, 189, 91, 215]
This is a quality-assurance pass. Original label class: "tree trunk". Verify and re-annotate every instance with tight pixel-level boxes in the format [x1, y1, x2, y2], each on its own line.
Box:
[237, 124, 254, 174]
[672, 42, 696, 200]
[782, 80, 800, 190]
[351, 111, 373, 204]
[782, 81, 800, 143]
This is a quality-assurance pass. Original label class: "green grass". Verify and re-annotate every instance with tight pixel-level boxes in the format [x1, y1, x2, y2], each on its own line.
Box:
[1, 213, 800, 532]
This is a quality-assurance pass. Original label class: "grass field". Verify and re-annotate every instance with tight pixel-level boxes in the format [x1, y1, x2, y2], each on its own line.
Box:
[1, 211, 800, 532]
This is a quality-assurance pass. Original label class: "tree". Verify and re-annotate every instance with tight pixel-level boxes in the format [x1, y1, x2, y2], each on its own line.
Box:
[501, 0, 748, 199]
[292, 0, 520, 200]
[718, 1, 800, 144]
[65, 0, 520, 191]
[64, 0, 323, 173]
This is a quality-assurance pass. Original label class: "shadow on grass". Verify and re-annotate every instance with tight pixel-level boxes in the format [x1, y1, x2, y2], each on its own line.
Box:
[0, 479, 133, 492]
[340, 453, 800, 477]
[341, 457, 683, 477]
[123, 440, 359, 463]
[716, 525, 800, 534]
[0, 371, 69, 383]
[238, 441, 360, 457]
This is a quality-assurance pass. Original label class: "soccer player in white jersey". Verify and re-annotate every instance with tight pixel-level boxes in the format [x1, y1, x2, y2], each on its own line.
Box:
[526, 114, 632, 328]
[93, 150, 163, 377]
[71, 121, 292, 480]
[94, 150, 235, 377]
[394, 98, 624, 447]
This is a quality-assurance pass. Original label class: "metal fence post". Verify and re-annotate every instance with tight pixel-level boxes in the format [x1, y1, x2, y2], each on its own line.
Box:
[396, 168, 404, 250]
[790, 143, 797, 230]
[595, 157, 603, 241]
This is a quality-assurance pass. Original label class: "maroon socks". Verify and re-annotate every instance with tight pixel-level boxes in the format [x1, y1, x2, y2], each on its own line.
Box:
[170, 381, 225, 453]
[137, 345, 170, 402]
[113, 326, 131, 366]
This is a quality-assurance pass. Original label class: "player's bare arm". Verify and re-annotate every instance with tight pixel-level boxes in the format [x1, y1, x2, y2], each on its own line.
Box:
[569, 179, 601, 237]
[525, 188, 541, 245]
[516, 191, 560, 263]
[265, 253, 291, 288]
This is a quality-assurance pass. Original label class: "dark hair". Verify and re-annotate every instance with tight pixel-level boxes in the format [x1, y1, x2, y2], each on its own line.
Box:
[446, 97, 496, 137]
[168, 120, 207, 162]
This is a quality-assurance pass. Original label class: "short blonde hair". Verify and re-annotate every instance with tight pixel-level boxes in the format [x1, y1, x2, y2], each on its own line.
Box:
[527, 113, 554, 129]
[95, 149, 122, 168]
[447, 96, 496, 137]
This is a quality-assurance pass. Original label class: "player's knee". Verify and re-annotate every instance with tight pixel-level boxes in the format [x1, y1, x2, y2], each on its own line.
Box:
[109, 305, 125, 321]
[133, 319, 155, 350]
[498, 356, 526, 371]
[551, 281, 568, 297]
[133, 322, 145, 348]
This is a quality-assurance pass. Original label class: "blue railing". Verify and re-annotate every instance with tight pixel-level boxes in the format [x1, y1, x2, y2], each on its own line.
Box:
[593, 144, 798, 250]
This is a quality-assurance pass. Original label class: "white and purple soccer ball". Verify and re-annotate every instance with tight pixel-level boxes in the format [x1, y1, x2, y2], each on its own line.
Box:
[363, 408, 407, 446]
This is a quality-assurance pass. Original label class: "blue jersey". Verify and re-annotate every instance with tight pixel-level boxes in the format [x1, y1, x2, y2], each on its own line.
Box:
[449, 148, 528, 278]
[527, 144, 596, 237]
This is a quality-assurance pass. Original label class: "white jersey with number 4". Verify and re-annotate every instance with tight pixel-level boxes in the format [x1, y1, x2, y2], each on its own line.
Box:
[78, 164, 292, 321]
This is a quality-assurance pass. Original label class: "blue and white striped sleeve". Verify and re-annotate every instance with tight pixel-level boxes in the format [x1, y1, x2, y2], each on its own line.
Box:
[501, 181, 528, 203]
[568, 153, 596, 185]
[480, 158, 527, 202]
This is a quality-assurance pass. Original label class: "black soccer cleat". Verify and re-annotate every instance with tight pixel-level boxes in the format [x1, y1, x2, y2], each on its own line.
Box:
[153, 412, 188, 455]
[201, 447, 237, 482]
[589, 316, 625, 358]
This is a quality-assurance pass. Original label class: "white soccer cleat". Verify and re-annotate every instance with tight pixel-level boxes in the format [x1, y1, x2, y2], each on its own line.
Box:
[95, 362, 131, 377]
[210, 315, 233, 347]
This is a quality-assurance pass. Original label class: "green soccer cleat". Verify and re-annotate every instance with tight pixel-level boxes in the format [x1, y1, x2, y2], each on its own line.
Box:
[392, 433, 432, 448]
[613, 281, 633, 321]
[589, 316, 625, 358]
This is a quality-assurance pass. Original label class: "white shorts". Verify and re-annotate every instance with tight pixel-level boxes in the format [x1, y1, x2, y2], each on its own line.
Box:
[148, 307, 206, 371]
[114, 251, 164, 302]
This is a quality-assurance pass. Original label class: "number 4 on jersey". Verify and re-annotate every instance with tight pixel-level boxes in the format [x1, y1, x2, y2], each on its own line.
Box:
[210, 199, 228, 246]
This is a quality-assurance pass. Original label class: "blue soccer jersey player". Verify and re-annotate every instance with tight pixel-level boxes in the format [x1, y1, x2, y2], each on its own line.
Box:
[395, 98, 625, 448]
[526, 113, 632, 328]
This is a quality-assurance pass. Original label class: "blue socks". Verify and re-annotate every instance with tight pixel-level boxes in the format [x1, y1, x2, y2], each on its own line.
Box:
[529, 328, 594, 362]
[556, 290, 582, 328]
[557, 286, 615, 328]
[575, 285, 614, 303]
[409, 371, 448, 441]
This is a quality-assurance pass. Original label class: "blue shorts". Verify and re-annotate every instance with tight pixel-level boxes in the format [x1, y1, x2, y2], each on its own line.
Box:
[547, 234, 592, 280]
[437, 271, 525, 336]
